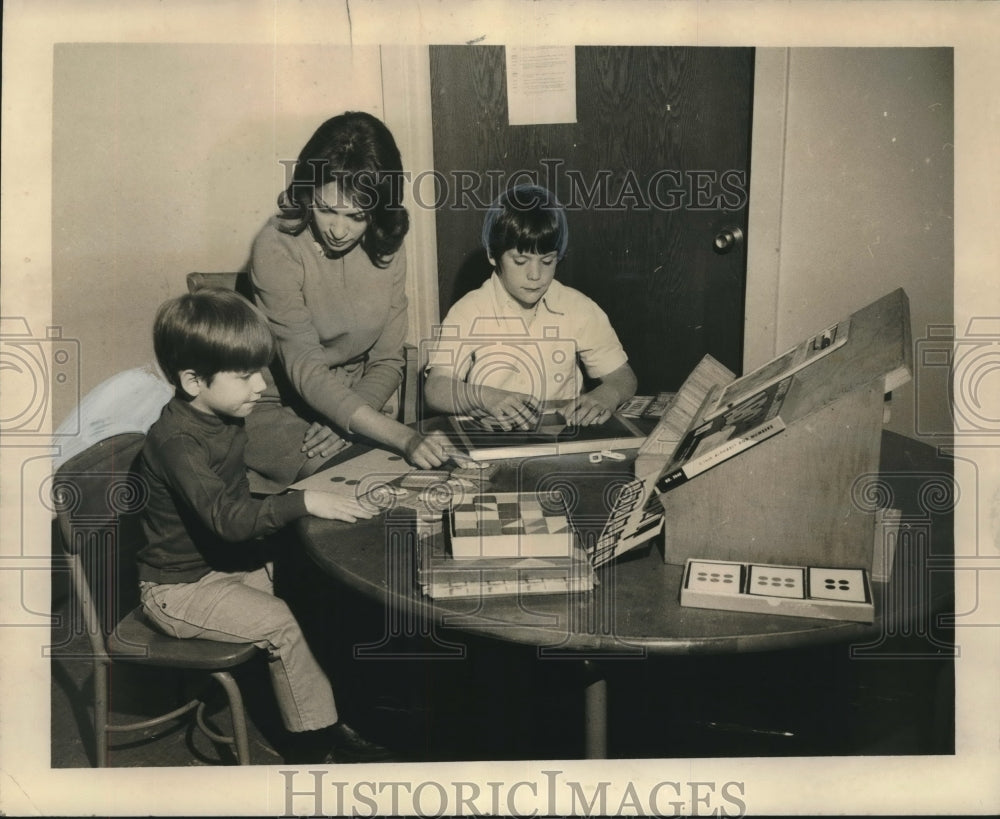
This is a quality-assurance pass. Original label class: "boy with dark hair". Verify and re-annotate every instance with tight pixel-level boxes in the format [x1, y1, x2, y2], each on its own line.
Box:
[424, 184, 637, 429]
[137, 288, 388, 763]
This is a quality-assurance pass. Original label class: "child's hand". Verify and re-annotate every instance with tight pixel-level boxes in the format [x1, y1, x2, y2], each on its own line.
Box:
[303, 491, 375, 523]
[479, 391, 540, 430]
[301, 422, 350, 459]
[559, 393, 615, 426]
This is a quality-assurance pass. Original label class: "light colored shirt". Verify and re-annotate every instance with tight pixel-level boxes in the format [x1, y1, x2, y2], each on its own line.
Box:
[426, 273, 628, 404]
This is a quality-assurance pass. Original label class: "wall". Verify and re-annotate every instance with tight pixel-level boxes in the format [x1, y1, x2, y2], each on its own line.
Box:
[53, 45, 954, 444]
[52, 43, 384, 421]
[747, 48, 954, 443]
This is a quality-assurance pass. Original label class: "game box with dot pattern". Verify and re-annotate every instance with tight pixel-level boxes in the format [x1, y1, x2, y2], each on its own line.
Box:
[679, 558, 874, 623]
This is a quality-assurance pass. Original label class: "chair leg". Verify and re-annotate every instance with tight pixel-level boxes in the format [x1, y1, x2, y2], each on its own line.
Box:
[95, 666, 249, 766]
[93, 660, 110, 767]
[209, 671, 251, 765]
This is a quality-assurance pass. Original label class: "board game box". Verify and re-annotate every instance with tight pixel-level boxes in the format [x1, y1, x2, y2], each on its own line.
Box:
[656, 376, 791, 493]
[589, 474, 665, 568]
[449, 410, 646, 461]
[617, 391, 677, 419]
[417, 530, 596, 599]
[700, 318, 849, 420]
[447, 490, 577, 559]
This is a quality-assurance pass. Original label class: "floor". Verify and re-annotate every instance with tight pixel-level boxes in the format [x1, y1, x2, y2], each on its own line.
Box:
[51, 572, 955, 768]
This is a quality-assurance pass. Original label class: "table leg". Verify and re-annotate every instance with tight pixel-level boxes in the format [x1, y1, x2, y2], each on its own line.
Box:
[582, 659, 608, 758]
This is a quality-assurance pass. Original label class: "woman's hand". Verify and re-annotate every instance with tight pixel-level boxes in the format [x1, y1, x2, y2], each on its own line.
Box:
[303, 491, 375, 523]
[403, 430, 455, 469]
[343, 404, 466, 470]
[301, 422, 349, 460]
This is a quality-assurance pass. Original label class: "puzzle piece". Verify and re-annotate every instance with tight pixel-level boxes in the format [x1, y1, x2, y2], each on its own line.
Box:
[808, 567, 868, 603]
[747, 564, 804, 599]
[400, 471, 454, 489]
[686, 560, 743, 595]
[450, 461, 500, 482]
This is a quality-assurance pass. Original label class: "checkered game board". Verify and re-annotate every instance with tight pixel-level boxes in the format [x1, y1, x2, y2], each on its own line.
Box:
[451, 492, 571, 538]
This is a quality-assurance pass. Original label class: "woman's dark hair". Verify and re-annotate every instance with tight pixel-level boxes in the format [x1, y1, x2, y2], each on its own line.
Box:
[277, 111, 409, 266]
[482, 184, 569, 263]
[153, 289, 274, 391]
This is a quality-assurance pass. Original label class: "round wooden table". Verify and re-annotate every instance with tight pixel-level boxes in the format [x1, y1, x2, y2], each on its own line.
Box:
[296, 431, 950, 757]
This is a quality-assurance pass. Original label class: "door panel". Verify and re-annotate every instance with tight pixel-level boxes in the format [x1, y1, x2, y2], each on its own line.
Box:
[430, 46, 753, 391]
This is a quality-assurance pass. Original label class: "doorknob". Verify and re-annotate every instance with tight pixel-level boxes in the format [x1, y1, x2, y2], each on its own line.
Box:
[713, 226, 744, 254]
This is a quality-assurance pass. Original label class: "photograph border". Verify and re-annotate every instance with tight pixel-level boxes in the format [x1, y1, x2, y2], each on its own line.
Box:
[2, 1, 997, 816]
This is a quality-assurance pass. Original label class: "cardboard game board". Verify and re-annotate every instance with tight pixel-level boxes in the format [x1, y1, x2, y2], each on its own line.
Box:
[287, 451, 469, 517]
[287, 447, 414, 499]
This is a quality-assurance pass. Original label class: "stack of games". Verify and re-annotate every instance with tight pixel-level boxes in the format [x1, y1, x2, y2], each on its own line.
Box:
[417, 489, 597, 599]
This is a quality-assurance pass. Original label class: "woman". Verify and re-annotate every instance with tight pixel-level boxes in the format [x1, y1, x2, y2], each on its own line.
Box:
[246, 111, 450, 486]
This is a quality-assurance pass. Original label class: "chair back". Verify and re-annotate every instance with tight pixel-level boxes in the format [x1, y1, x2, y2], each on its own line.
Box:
[187, 271, 254, 300]
[52, 434, 148, 654]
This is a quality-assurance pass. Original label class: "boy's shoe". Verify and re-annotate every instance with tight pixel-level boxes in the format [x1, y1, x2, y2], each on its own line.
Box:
[323, 722, 394, 764]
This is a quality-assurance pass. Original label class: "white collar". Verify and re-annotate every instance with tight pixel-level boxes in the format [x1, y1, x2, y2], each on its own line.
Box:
[488, 272, 565, 318]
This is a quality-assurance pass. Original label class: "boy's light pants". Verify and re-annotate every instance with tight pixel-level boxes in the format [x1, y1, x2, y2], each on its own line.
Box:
[140, 565, 338, 732]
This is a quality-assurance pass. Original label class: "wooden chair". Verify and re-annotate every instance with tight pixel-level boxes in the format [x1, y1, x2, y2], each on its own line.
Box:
[187, 272, 419, 425]
[52, 433, 260, 765]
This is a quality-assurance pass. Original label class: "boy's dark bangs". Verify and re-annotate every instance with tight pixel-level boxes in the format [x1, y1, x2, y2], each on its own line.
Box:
[225, 318, 275, 372]
[200, 314, 274, 376]
[514, 232, 561, 256]
[509, 208, 562, 255]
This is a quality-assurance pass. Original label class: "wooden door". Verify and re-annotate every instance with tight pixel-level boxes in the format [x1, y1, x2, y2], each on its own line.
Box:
[429, 46, 754, 391]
